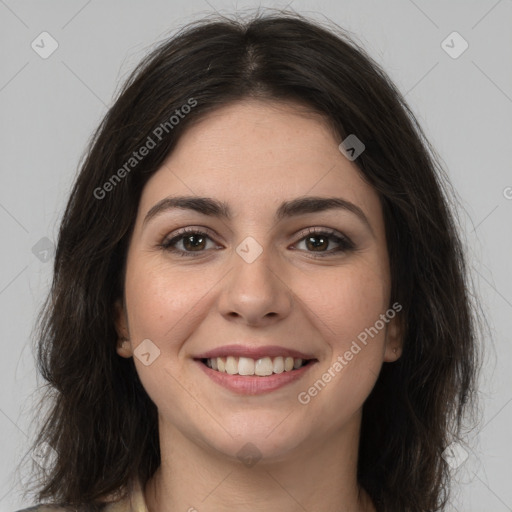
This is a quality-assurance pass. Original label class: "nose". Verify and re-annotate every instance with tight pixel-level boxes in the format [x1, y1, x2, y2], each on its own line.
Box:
[216, 241, 293, 327]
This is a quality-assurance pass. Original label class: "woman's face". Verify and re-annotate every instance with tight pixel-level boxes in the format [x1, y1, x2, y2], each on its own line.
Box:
[116, 99, 401, 463]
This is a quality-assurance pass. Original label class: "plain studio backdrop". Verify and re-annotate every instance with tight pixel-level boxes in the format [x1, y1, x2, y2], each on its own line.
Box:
[0, 1, 511, 511]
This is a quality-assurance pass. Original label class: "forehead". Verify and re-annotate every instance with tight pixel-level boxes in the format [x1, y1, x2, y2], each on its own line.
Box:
[136, 99, 382, 228]
[166, 98, 340, 174]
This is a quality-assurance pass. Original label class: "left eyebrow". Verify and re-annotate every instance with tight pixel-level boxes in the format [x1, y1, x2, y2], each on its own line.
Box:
[142, 195, 375, 236]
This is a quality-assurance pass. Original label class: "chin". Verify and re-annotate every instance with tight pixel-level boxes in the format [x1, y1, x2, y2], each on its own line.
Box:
[193, 417, 314, 466]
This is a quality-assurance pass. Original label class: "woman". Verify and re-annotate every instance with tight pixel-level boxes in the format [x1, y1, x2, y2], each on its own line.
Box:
[16, 9, 479, 512]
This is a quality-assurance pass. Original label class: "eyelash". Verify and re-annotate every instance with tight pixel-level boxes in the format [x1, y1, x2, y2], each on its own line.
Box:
[159, 227, 355, 258]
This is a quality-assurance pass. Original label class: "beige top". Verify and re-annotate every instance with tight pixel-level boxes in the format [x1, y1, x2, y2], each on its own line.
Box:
[15, 478, 149, 512]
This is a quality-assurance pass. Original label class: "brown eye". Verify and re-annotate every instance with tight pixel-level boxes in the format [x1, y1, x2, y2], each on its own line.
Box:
[181, 233, 207, 251]
[294, 229, 354, 257]
[161, 229, 218, 256]
[304, 235, 329, 251]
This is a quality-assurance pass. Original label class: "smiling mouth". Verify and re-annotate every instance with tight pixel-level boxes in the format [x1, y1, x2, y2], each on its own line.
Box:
[198, 356, 316, 377]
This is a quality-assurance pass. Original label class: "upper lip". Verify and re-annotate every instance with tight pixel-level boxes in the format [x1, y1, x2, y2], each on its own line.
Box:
[194, 344, 316, 360]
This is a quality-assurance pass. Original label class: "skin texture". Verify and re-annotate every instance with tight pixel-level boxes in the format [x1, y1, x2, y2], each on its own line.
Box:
[115, 99, 402, 512]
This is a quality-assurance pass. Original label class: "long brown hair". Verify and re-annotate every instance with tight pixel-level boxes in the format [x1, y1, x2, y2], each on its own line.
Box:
[19, 9, 480, 511]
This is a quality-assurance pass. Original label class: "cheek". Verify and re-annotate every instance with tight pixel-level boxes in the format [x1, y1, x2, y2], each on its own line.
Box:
[301, 258, 390, 348]
[121, 259, 211, 390]
[294, 257, 389, 406]
[293, 259, 390, 412]
[123, 260, 207, 408]
[123, 258, 212, 355]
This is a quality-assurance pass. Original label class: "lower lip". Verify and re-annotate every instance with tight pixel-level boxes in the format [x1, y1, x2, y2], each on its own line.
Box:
[195, 360, 317, 395]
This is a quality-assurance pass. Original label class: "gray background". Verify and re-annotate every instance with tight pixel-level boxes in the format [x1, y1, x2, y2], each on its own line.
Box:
[1, 0, 511, 510]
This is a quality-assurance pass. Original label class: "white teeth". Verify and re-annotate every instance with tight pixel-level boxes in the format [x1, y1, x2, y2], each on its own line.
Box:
[238, 357, 255, 375]
[225, 356, 238, 375]
[205, 356, 307, 376]
[255, 357, 273, 376]
[273, 356, 284, 374]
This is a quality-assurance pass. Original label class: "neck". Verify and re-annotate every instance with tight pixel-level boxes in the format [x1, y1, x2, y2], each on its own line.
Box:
[144, 412, 375, 512]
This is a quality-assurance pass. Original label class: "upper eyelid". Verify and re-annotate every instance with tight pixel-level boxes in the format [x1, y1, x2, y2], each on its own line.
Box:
[162, 226, 351, 247]
[164, 226, 218, 242]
